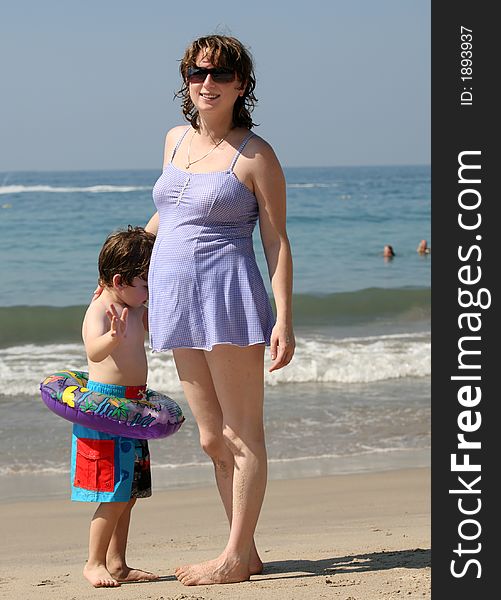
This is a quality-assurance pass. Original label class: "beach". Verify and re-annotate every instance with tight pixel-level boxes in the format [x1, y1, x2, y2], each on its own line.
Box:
[0, 468, 430, 600]
[0, 166, 431, 598]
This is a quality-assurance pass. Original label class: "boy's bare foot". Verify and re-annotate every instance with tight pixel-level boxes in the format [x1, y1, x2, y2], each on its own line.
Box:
[83, 564, 120, 588]
[110, 566, 159, 583]
[175, 554, 250, 586]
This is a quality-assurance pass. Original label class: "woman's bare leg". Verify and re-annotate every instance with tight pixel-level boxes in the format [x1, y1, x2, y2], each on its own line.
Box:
[173, 347, 234, 515]
[173, 348, 263, 577]
[174, 345, 267, 585]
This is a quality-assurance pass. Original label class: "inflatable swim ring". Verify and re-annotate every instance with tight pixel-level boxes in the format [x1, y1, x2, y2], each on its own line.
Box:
[40, 370, 184, 440]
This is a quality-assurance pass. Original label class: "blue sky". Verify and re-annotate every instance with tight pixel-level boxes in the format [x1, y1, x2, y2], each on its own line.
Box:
[0, 0, 430, 170]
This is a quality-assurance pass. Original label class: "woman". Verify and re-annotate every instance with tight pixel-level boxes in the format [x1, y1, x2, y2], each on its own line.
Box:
[146, 34, 295, 585]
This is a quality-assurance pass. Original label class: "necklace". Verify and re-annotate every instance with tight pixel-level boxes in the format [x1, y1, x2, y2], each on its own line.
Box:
[185, 129, 231, 169]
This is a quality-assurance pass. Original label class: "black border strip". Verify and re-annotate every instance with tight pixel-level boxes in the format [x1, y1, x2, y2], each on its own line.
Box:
[432, 2, 497, 596]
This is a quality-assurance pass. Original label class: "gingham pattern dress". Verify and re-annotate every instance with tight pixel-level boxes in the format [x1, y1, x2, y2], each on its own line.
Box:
[148, 128, 275, 351]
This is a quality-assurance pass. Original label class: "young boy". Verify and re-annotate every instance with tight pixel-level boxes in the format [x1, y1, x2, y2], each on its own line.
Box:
[72, 226, 157, 588]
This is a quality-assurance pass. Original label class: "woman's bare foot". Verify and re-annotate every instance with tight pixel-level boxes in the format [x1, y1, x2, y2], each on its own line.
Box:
[109, 566, 159, 583]
[83, 563, 120, 588]
[175, 554, 250, 586]
[249, 546, 263, 575]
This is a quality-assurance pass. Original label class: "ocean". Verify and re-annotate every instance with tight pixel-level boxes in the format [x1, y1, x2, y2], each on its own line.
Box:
[0, 165, 430, 501]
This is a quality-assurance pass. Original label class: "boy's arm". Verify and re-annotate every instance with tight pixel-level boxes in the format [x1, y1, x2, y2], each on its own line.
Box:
[142, 307, 149, 333]
[84, 304, 128, 362]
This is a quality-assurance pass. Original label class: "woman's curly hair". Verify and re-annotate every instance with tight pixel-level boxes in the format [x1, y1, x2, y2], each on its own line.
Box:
[175, 35, 258, 130]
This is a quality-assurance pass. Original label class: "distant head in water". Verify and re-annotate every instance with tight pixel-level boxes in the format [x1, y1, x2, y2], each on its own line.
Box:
[417, 239, 431, 254]
[383, 244, 395, 259]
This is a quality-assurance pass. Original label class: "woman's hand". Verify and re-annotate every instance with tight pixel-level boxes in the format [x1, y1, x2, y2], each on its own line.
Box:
[269, 322, 295, 372]
[92, 285, 103, 301]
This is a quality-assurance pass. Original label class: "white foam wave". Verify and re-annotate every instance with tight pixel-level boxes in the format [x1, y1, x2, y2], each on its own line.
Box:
[0, 184, 151, 195]
[0, 464, 69, 476]
[0, 461, 209, 477]
[287, 183, 339, 189]
[0, 343, 88, 396]
[267, 446, 429, 464]
[153, 460, 210, 470]
[264, 333, 430, 385]
[0, 446, 431, 478]
[0, 332, 430, 397]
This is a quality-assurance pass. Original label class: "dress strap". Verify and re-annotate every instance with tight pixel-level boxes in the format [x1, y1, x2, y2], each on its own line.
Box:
[229, 131, 255, 171]
[170, 127, 192, 162]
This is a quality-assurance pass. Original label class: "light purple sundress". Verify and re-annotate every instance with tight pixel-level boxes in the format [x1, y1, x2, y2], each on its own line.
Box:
[148, 127, 275, 351]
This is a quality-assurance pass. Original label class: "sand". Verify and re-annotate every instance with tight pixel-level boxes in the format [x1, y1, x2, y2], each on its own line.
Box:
[0, 467, 430, 600]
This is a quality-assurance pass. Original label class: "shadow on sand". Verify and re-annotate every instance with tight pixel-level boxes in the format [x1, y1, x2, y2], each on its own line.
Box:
[117, 574, 178, 586]
[255, 548, 430, 581]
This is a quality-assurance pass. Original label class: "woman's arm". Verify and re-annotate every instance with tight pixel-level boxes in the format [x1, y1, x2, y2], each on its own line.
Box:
[145, 212, 159, 236]
[251, 138, 295, 372]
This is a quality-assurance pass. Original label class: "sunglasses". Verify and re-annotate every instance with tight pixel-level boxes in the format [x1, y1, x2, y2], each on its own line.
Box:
[186, 66, 236, 84]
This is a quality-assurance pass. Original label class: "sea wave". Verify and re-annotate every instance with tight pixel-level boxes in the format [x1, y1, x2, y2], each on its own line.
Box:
[0, 183, 345, 194]
[0, 446, 430, 478]
[263, 332, 430, 385]
[0, 330, 430, 397]
[292, 287, 430, 324]
[0, 464, 69, 476]
[0, 184, 151, 195]
[0, 288, 430, 347]
[287, 182, 340, 189]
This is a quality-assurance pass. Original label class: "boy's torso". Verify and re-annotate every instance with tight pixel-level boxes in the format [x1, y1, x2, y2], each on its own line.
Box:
[83, 298, 148, 386]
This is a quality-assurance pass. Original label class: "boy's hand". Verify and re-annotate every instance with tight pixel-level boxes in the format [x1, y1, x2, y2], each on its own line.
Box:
[106, 304, 128, 340]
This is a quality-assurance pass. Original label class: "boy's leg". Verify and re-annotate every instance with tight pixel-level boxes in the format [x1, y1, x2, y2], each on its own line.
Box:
[83, 501, 129, 587]
[106, 498, 159, 582]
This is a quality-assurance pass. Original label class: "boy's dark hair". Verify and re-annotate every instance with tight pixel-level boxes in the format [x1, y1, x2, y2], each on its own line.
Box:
[176, 34, 257, 130]
[98, 226, 156, 287]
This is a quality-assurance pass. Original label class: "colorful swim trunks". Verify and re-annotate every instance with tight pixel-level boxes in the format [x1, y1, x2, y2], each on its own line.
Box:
[70, 381, 152, 502]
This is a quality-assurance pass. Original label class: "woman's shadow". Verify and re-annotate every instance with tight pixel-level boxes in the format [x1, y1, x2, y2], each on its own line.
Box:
[255, 548, 430, 581]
